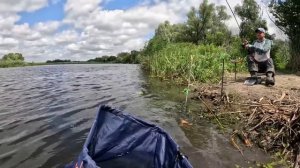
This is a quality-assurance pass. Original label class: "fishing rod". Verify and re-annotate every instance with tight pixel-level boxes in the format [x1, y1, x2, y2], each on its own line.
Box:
[225, 0, 242, 33]
[225, 0, 252, 45]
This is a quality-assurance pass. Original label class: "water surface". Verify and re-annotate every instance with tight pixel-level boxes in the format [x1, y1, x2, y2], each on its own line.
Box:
[0, 64, 270, 168]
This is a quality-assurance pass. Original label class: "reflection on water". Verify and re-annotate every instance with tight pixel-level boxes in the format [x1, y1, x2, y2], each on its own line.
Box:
[0, 64, 270, 168]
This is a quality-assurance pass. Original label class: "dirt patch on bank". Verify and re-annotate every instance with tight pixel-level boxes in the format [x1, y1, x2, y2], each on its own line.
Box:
[225, 73, 300, 101]
[191, 73, 300, 167]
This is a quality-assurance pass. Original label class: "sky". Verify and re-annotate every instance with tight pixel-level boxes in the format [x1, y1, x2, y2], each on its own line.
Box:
[0, 0, 283, 62]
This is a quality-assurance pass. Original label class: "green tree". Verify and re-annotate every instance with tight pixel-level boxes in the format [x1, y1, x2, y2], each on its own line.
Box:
[116, 52, 131, 63]
[2, 53, 24, 61]
[235, 0, 268, 42]
[155, 21, 174, 43]
[129, 50, 140, 64]
[143, 21, 185, 56]
[184, 0, 231, 45]
[107, 56, 117, 62]
[185, 1, 214, 44]
[270, 0, 300, 71]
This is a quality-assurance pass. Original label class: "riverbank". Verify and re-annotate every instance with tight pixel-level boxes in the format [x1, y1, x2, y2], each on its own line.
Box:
[189, 73, 300, 167]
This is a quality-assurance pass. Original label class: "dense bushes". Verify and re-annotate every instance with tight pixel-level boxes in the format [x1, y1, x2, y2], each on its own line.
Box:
[272, 40, 290, 71]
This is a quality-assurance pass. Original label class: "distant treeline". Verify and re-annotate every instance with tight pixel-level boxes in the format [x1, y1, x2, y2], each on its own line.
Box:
[87, 50, 140, 64]
[46, 59, 72, 63]
[45, 50, 140, 64]
[0, 50, 141, 68]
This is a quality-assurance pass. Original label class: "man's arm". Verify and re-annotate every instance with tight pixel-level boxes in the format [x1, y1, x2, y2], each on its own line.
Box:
[244, 41, 256, 54]
[246, 40, 271, 53]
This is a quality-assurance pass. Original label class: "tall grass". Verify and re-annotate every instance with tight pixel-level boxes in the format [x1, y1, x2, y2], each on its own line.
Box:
[143, 43, 244, 83]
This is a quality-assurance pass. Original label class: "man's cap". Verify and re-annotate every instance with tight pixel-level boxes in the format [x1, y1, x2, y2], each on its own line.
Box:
[255, 28, 266, 33]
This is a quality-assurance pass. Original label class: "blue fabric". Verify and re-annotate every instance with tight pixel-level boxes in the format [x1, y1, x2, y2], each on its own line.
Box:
[65, 105, 193, 168]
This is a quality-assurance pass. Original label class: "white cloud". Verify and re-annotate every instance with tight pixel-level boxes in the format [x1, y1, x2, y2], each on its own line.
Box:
[55, 30, 79, 44]
[0, 14, 20, 31]
[0, 37, 19, 48]
[0, 0, 48, 13]
[64, 0, 102, 19]
[0, 0, 287, 62]
[34, 21, 61, 34]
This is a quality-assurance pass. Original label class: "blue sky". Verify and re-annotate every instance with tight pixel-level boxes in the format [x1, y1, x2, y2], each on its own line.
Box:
[104, 0, 142, 10]
[17, 0, 145, 25]
[17, 0, 66, 25]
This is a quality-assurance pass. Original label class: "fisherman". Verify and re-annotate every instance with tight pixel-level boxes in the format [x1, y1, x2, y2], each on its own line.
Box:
[243, 28, 275, 86]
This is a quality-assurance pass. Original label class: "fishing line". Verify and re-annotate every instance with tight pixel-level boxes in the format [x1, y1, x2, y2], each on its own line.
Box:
[261, 0, 286, 33]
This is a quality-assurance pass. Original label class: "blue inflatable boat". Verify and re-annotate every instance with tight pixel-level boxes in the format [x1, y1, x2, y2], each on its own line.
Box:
[65, 105, 193, 168]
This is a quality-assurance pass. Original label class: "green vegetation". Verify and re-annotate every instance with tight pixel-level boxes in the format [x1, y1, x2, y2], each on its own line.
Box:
[145, 43, 238, 83]
[140, 0, 293, 83]
[272, 40, 290, 70]
[0, 53, 26, 68]
[270, 0, 300, 71]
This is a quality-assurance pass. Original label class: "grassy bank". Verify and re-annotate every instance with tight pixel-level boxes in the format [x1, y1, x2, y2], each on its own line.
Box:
[142, 43, 245, 83]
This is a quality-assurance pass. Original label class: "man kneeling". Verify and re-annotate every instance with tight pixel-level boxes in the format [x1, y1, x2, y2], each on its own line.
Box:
[243, 28, 275, 86]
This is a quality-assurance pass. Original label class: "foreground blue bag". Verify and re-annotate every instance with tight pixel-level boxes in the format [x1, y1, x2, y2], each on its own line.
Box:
[66, 105, 193, 168]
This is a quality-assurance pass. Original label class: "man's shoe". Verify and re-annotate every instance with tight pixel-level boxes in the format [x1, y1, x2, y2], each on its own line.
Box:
[249, 71, 261, 84]
[266, 73, 275, 86]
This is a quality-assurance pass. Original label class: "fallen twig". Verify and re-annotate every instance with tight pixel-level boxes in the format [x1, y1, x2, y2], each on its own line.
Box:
[230, 132, 245, 158]
[294, 153, 300, 168]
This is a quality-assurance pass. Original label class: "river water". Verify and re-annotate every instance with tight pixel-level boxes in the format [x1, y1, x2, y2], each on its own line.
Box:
[0, 64, 271, 168]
